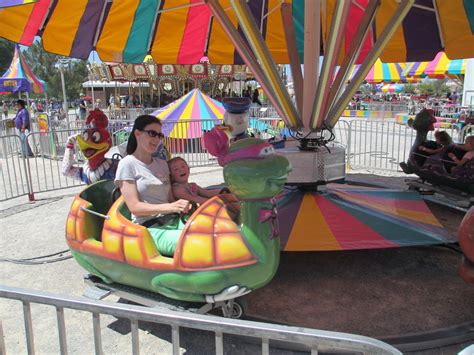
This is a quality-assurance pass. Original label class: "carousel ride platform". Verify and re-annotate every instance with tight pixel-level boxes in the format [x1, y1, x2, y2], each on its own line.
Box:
[242, 173, 474, 353]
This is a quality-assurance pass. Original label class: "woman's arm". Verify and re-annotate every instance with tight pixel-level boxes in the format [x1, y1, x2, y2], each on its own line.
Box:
[418, 146, 443, 155]
[118, 180, 190, 216]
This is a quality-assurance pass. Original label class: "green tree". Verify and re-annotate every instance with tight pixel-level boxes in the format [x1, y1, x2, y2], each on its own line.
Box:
[22, 41, 88, 102]
[402, 83, 417, 94]
[432, 78, 450, 97]
[0, 39, 15, 75]
[417, 81, 435, 96]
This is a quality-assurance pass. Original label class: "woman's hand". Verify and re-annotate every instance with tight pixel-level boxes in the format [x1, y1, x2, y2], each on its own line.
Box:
[170, 199, 191, 214]
[448, 152, 456, 160]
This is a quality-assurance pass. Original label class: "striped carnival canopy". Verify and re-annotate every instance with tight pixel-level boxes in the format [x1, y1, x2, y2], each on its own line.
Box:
[1, 1, 473, 131]
[0, 1, 473, 65]
[277, 185, 454, 252]
[403, 52, 466, 79]
[380, 83, 404, 93]
[0, 45, 45, 94]
[152, 89, 224, 139]
[364, 59, 407, 83]
[334, 60, 414, 84]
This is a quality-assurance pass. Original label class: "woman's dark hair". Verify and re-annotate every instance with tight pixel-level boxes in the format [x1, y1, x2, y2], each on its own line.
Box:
[16, 99, 26, 108]
[434, 130, 452, 145]
[126, 115, 162, 155]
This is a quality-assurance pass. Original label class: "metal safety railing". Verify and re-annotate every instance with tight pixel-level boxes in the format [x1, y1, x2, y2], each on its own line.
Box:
[1, 116, 472, 202]
[346, 120, 473, 172]
[0, 284, 401, 355]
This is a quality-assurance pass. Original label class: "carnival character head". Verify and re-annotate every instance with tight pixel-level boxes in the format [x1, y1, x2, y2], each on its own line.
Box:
[77, 109, 112, 169]
[203, 127, 291, 199]
[221, 97, 251, 140]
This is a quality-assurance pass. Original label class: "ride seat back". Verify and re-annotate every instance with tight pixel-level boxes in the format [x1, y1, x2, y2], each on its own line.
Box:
[79, 180, 116, 241]
[79, 180, 116, 215]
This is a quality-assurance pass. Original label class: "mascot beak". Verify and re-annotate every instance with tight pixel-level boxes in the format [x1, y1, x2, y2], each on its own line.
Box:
[77, 135, 110, 160]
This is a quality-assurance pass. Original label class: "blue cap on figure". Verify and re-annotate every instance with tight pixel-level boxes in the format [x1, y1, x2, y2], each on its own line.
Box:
[222, 97, 251, 113]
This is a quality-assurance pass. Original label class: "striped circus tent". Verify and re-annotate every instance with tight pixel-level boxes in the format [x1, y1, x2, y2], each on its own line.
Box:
[403, 52, 466, 79]
[364, 59, 407, 83]
[0, 45, 45, 94]
[380, 83, 404, 93]
[0, 1, 472, 65]
[152, 89, 224, 139]
[424, 52, 466, 77]
[277, 185, 454, 252]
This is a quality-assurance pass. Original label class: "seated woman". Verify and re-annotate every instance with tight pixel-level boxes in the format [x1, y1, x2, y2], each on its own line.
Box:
[168, 157, 224, 204]
[415, 130, 453, 166]
[114, 115, 190, 257]
[400, 130, 452, 172]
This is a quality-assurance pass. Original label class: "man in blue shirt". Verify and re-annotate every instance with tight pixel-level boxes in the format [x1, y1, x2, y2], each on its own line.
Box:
[14, 99, 34, 157]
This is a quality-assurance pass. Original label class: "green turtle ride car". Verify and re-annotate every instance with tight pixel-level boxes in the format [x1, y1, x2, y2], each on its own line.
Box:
[66, 135, 291, 315]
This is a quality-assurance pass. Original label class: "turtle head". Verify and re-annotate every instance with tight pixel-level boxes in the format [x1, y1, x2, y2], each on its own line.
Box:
[222, 138, 291, 200]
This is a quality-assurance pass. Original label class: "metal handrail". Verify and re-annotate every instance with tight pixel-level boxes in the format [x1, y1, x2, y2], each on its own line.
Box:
[0, 284, 401, 355]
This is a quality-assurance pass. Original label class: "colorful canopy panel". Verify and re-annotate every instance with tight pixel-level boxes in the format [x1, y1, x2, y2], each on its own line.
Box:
[380, 84, 404, 93]
[403, 52, 466, 79]
[0, 0, 36, 8]
[0, 45, 44, 94]
[152, 89, 224, 139]
[0, 1, 472, 64]
[277, 184, 454, 252]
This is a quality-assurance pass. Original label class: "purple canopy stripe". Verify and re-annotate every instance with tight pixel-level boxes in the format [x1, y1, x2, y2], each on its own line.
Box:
[152, 89, 224, 139]
[0, 0, 36, 9]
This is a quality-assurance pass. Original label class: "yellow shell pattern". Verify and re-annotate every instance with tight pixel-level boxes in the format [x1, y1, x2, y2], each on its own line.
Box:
[176, 196, 257, 271]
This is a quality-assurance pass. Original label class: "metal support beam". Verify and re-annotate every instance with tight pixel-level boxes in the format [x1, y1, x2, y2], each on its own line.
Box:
[229, 0, 303, 129]
[325, 0, 380, 116]
[309, 0, 351, 130]
[325, 0, 415, 129]
[207, 0, 301, 129]
[302, 0, 320, 128]
[281, 3, 303, 115]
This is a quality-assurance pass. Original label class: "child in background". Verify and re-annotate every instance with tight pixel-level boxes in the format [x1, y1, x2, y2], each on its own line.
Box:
[448, 136, 474, 173]
[168, 157, 225, 204]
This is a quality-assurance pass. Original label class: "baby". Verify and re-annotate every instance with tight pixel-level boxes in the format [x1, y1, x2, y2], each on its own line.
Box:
[448, 136, 474, 173]
[168, 157, 224, 204]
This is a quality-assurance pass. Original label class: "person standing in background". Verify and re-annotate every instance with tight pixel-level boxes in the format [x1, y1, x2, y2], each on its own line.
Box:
[3, 101, 9, 119]
[79, 93, 87, 120]
[14, 99, 34, 157]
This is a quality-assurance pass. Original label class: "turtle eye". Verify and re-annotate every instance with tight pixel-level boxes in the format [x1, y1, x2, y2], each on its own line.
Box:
[91, 131, 102, 143]
[82, 131, 89, 141]
[259, 146, 275, 157]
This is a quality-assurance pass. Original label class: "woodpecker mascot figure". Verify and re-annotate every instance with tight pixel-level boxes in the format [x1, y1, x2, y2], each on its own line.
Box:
[61, 109, 118, 184]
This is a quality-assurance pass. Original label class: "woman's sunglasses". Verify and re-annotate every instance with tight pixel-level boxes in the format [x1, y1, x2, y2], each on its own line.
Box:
[140, 129, 164, 138]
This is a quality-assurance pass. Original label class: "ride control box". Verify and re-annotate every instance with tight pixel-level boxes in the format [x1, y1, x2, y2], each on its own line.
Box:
[276, 145, 346, 184]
